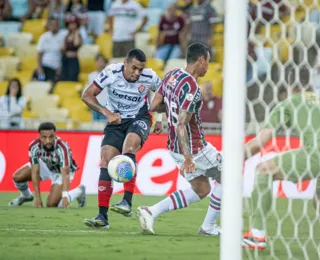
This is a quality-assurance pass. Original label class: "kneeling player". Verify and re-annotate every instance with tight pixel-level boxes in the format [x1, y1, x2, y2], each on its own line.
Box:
[8, 122, 86, 208]
[81, 49, 162, 228]
[137, 43, 222, 235]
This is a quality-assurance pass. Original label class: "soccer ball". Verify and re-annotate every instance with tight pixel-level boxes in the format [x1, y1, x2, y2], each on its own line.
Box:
[107, 155, 136, 183]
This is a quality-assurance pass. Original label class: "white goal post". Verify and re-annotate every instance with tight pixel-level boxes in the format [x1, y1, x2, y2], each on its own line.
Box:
[220, 0, 248, 259]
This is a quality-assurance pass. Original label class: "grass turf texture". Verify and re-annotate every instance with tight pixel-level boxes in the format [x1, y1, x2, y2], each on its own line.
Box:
[0, 193, 319, 260]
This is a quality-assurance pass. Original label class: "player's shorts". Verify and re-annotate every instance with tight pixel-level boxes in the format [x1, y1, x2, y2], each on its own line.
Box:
[169, 143, 223, 182]
[26, 160, 75, 185]
[101, 114, 151, 153]
[273, 148, 320, 182]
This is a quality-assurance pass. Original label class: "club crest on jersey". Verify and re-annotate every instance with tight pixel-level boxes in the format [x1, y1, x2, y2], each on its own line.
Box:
[138, 85, 146, 93]
[133, 120, 148, 130]
[186, 93, 194, 101]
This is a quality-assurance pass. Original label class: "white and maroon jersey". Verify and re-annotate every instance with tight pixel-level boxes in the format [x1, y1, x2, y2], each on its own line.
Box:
[157, 68, 207, 155]
[93, 63, 162, 119]
[28, 137, 78, 173]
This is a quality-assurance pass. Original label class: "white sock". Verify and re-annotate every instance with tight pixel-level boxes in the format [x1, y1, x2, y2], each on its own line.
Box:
[149, 188, 201, 219]
[57, 187, 82, 208]
[202, 182, 222, 229]
[14, 181, 32, 198]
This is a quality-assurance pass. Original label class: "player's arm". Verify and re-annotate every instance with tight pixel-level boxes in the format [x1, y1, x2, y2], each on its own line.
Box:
[244, 128, 273, 160]
[31, 164, 42, 208]
[177, 110, 195, 174]
[150, 92, 166, 113]
[61, 166, 70, 208]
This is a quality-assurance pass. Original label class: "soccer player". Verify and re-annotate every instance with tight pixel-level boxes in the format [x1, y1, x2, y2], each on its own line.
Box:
[8, 122, 86, 208]
[242, 66, 320, 250]
[81, 48, 163, 228]
[136, 42, 222, 235]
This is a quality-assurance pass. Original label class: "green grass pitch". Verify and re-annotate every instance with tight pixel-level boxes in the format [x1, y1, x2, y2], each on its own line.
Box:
[0, 193, 319, 260]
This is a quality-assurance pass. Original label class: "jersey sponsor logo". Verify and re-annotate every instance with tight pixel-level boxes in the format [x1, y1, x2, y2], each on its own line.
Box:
[112, 89, 142, 102]
[117, 102, 130, 110]
[138, 85, 146, 93]
[133, 120, 148, 130]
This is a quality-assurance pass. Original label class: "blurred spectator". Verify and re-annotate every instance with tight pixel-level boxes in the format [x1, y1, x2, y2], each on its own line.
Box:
[87, 0, 112, 38]
[177, 0, 193, 15]
[87, 54, 108, 121]
[60, 16, 82, 81]
[184, 0, 219, 59]
[33, 18, 65, 84]
[8, 0, 34, 22]
[65, 0, 89, 43]
[0, 0, 11, 21]
[32, 0, 50, 19]
[49, 0, 65, 28]
[278, 87, 287, 102]
[0, 78, 26, 128]
[200, 81, 222, 123]
[155, 3, 185, 63]
[108, 0, 148, 57]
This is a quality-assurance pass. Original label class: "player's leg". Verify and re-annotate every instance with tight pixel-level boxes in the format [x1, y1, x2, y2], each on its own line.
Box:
[8, 163, 34, 206]
[84, 124, 124, 228]
[46, 173, 86, 208]
[111, 117, 151, 217]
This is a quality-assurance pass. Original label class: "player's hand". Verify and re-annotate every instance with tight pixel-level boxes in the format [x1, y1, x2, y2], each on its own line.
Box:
[34, 198, 43, 208]
[62, 197, 69, 208]
[153, 121, 163, 134]
[180, 156, 196, 176]
[107, 113, 121, 125]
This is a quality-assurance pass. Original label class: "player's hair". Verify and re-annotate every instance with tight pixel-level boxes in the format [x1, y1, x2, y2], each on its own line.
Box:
[5, 78, 22, 99]
[38, 122, 56, 132]
[186, 42, 209, 64]
[126, 49, 146, 63]
[287, 66, 311, 91]
[95, 53, 108, 64]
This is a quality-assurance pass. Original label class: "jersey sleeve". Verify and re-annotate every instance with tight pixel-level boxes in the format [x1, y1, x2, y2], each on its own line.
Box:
[93, 64, 114, 90]
[28, 142, 39, 165]
[56, 141, 71, 168]
[150, 70, 162, 92]
[179, 79, 201, 113]
[264, 100, 292, 130]
[37, 34, 45, 52]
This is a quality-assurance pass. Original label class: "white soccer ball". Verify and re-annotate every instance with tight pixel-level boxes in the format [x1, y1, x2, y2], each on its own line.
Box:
[108, 155, 136, 183]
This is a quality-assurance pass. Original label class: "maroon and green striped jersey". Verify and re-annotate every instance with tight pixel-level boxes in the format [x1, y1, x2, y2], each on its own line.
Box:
[157, 68, 207, 154]
[28, 137, 78, 173]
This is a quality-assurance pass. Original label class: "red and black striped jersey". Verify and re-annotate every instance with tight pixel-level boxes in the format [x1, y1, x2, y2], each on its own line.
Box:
[157, 68, 207, 154]
[28, 137, 78, 173]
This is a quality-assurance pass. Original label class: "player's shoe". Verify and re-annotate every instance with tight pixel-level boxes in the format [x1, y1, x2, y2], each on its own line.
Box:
[76, 185, 86, 208]
[242, 230, 267, 250]
[110, 199, 132, 217]
[83, 214, 110, 229]
[198, 224, 221, 236]
[8, 195, 34, 206]
[136, 206, 155, 234]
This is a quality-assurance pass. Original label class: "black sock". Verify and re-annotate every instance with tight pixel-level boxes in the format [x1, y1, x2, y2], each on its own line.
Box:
[123, 152, 136, 164]
[99, 206, 109, 220]
[123, 191, 133, 207]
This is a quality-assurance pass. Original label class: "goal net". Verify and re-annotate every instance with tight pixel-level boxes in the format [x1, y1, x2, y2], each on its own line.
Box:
[244, 0, 320, 259]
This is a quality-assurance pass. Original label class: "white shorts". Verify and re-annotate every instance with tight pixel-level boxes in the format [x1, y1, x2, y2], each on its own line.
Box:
[87, 11, 106, 36]
[169, 143, 223, 182]
[26, 160, 74, 185]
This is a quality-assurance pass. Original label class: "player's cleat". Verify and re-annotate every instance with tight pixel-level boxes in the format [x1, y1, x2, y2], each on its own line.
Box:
[242, 230, 267, 250]
[110, 199, 132, 217]
[76, 185, 86, 208]
[198, 224, 221, 236]
[83, 214, 110, 229]
[136, 206, 155, 234]
[8, 195, 34, 206]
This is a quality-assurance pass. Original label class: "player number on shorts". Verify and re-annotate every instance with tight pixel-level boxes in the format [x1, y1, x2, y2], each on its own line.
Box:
[164, 96, 178, 127]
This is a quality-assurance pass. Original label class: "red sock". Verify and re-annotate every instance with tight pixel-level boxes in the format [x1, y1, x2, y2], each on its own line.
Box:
[124, 174, 136, 193]
[98, 180, 113, 208]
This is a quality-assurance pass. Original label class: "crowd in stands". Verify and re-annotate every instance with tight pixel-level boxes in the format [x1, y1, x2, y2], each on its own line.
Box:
[0, 0, 318, 131]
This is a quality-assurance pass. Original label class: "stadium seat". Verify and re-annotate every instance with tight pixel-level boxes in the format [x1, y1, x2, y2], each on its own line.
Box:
[41, 108, 69, 120]
[15, 44, 37, 58]
[80, 121, 106, 130]
[78, 44, 100, 58]
[148, 25, 158, 45]
[6, 33, 33, 51]
[23, 81, 51, 98]
[0, 22, 21, 41]
[20, 56, 37, 72]
[0, 81, 8, 95]
[79, 72, 89, 85]
[165, 59, 186, 72]
[22, 109, 37, 119]
[146, 58, 164, 72]
[135, 33, 152, 56]
[69, 109, 92, 122]
[110, 57, 125, 64]
[0, 56, 21, 79]
[22, 19, 46, 43]
[0, 47, 14, 56]
[95, 33, 112, 58]
[215, 47, 224, 64]
[53, 81, 82, 101]
[135, 0, 150, 8]
[145, 8, 163, 30]
[31, 95, 60, 116]
[213, 33, 224, 48]
[214, 23, 224, 33]
[11, 71, 33, 87]
[80, 57, 96, 73]
[61, 97, 87, 111]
